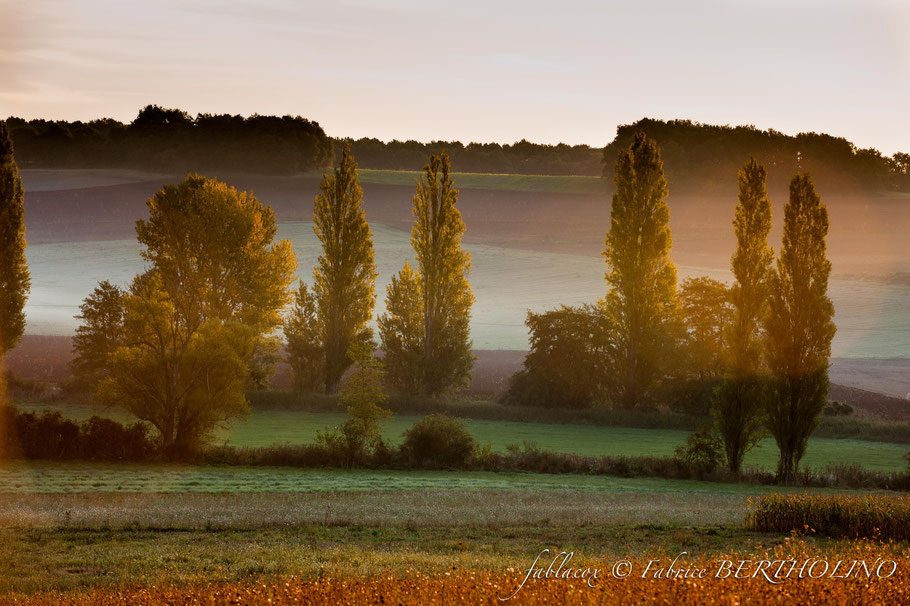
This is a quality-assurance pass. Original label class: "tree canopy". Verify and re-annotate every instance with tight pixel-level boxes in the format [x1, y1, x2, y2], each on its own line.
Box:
[5, 106, 332, 175]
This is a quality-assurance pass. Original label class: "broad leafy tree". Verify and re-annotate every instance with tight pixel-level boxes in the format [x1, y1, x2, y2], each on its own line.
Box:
[602, 132, 680, 408]
[715, 159, 774, 472]
[504, 305, 615, 408]
[679, 277, 733, 378]
[91, 175, 296, 458]
[765, 174, 835, 482]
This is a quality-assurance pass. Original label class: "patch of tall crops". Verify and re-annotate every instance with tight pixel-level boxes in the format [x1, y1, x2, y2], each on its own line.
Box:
[749, 493, 910, 540]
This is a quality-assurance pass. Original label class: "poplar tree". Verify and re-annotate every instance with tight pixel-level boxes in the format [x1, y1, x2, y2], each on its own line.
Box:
[602, 132, 679, 408]
[380, 153, 474, 395]
[312, 147, 378, 393]
[715, 159, 774, 472]
[765, 173, 835, 483]
[0, 123, 30, 363]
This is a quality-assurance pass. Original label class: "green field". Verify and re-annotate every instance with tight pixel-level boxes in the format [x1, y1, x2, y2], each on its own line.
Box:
[19, 404, 910, 472]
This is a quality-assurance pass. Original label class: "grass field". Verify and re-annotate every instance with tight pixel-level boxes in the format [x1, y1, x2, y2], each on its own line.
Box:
[18, 404, 910, 472]
[0, 461, 858, 494]
[0, 484, 897, 596]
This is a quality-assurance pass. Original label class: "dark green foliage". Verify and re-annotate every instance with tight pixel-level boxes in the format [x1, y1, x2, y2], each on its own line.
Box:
[674, 428, 726, 475]
[69, 281, 125, 392]
[400, 414, 475, 468]
[503, 305, 613, 408]
[603, 118, 901, 193]
[823, 400, 853, 416]
[0, 406, 154, 461]
[0, 122, 30, 353]
[4, 106, 332, 175]
[337, 137, 602, 175]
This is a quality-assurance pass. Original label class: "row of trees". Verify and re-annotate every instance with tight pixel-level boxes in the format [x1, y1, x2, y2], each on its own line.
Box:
[5, 105, 333, 175]
[7, 109, 908, 192]
[66, 147, 475, 458]
[282, 148, 475, 396]
[507, 133, 835, 482]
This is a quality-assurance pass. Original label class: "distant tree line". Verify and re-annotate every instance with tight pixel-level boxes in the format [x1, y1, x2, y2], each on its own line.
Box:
[334, 138, 602, 176]
[603, 119, 909, 194]
[4, 105, 333, 175]
[6, 107, 907, 192]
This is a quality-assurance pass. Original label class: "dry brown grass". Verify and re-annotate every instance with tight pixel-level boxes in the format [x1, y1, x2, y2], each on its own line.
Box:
[3, 538, 907, 605]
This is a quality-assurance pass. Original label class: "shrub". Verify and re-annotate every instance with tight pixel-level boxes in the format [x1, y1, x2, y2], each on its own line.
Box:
[0, 406, 155, 461]
[674, 427, 725, 475]
[400, 414, 475, 468]
[824, 400, 854, 416]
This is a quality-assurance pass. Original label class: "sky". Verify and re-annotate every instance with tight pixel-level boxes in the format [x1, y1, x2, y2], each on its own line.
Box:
[1, 0, 908, 154]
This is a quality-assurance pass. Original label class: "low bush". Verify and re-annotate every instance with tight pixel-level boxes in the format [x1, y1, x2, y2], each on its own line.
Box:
[824, 400, 854, 416]
[400, 414, 475, 469]
[674, 427, 726, 475]
[749, 493, 910, 540]
[0, 406, 155, 461]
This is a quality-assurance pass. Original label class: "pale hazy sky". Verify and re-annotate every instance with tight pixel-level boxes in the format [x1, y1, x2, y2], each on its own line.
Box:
[1, 0, 908, 153]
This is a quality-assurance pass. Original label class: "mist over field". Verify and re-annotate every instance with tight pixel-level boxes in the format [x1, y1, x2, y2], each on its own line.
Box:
[20, 169, 910, 361]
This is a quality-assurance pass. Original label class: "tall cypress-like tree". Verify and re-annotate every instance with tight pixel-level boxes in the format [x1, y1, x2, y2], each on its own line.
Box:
[602, 132, 679, 408]
[380, 153, 474, 395]
[0, 123, 30, 364]
[765, 173, 835, 483]
[715, 158, 774, 472]
[312, 147, 378, 393]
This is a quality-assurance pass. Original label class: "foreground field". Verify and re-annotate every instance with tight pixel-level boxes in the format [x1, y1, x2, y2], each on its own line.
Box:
[0, 487, 904, 599]
[18, 404, 910, 472]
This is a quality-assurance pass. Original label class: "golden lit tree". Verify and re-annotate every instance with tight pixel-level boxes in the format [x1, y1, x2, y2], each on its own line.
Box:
[377, 262, 424, 395]
[283, 280, 323, 391]
[311, 147, 378, 393]
[93, 175, 296, 458]
[765, 173, 835, 482]
[380, 153, 474, 395]
[602, 132, 680, 408]
[0, 123, 30, 368]
[714, 159, 774, 472]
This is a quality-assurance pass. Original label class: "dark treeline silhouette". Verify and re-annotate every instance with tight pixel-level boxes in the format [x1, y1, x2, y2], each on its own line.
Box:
[4, 109, 909, 191]
[604, 119, 908, 194]
[5, 105, 333, 175]
[335, 138, 602, 176]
